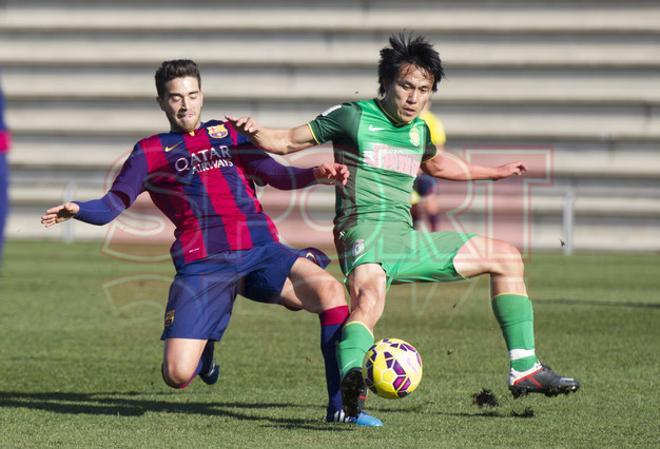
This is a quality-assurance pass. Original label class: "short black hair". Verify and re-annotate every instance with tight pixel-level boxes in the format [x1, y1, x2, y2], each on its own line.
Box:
[155, 59, 202, 98]
[378, 33, 444, 96]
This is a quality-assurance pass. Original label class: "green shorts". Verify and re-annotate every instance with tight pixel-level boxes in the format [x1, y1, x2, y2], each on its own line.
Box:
[334, 222, 475, 286]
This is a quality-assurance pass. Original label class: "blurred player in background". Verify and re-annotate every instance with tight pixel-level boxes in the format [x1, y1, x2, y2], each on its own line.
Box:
[0, 80, 11, 269]
[41, 59, 381, 426]
[229, 33, 580, 422]
[411, 102, 445, 231]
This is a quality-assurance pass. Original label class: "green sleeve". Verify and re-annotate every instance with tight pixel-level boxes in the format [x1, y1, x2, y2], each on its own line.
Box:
[421, 123, 439, 162]
[307, 102, 361, 144]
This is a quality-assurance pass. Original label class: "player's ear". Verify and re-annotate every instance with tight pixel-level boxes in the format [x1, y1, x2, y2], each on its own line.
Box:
[382, 80, 394, 100]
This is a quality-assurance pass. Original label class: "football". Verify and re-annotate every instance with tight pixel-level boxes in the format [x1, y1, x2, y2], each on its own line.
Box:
[362, 338, 423, 399]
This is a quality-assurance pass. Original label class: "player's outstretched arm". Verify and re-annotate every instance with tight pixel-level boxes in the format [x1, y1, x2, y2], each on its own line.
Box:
[41, 202, 80, 227]
[41, 191, 131, 228]
[225, 115, 316, 155]
[42, 143, 145, 229]
[422, 152, 527, 181]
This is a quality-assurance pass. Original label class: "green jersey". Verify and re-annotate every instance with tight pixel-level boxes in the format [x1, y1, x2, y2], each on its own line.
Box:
[308, 99, 437, 232]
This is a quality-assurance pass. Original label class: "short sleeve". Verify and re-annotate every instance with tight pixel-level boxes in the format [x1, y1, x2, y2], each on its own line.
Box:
[110, 144, 148, 205]
[307, 103, 361, 144]
[421, 123, 439, 162]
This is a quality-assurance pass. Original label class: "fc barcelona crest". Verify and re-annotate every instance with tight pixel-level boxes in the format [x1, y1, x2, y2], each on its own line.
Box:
[164, 310, 175, 327]
[207, 124, 229, 139]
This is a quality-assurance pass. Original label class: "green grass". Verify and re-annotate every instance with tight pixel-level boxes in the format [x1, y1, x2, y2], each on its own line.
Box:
[1, 241, 659, 448]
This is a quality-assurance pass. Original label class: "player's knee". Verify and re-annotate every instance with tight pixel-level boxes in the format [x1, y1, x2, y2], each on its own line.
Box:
[491, 240, 524, 276]
[348, 266, 387, 320]
[161, 361, 196, 389]
[282, 303, 303, 312]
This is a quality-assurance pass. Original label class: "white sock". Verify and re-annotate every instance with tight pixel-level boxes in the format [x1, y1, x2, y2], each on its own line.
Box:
[509, 361, 542, 385]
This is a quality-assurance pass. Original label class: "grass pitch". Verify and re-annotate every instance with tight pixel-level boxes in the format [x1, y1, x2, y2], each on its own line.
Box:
[1, 241, 659, 448]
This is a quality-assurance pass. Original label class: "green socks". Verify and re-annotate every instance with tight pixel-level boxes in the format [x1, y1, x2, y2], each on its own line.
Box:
[491, 293, 540, 372]
[336, 295, 539, 378]
[336, 321, 374, 378]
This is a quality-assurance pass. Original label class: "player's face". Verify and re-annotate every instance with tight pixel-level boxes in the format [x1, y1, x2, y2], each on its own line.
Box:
[382, 64, 433, 123]
[158, 76, 203, 133]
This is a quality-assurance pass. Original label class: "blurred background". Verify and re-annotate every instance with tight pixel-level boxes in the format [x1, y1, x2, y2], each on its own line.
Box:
[1, 0, 659, 255]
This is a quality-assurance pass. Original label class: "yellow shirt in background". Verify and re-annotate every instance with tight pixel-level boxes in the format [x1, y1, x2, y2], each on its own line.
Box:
[420, 110, 446, 147]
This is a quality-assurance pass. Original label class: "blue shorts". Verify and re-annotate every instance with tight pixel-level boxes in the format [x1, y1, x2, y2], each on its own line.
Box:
[160, 242, 329, 341]
[413, 174, 438, 197]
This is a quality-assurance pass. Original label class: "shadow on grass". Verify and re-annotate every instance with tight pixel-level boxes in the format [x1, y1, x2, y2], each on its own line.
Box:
[435, 411, 510, 419]
[368, 401, 531, 420]
[0, 391, 352, 432]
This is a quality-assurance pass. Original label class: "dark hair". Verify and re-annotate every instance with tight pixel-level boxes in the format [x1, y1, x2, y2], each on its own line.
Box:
[155, 59, 202, 98]
[377, 33, 444, 96]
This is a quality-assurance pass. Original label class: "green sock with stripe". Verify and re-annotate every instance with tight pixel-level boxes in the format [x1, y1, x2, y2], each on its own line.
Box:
[336, 321, 374, 379]
[491, 293, 540, 372]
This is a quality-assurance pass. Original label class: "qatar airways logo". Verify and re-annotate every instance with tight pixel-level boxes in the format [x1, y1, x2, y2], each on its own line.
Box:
[174, 145, 233, 174]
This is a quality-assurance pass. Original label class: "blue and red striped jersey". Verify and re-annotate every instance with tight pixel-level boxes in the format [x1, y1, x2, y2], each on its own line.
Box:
[0, 86, 10, 153]
[110, 120, 284, 269]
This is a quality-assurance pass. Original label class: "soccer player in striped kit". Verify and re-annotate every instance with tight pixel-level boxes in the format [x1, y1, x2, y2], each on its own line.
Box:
[41, 60, 381, 426]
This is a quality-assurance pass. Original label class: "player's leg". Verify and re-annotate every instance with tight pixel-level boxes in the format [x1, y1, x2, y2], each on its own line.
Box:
[162, 338, 208, 388]
[340, 264, 389, 379]
[278, 257, 382, 426]
[160, 263, 236, 389]
[336, 263, 388, 418]
[280, 256, 345, 313]
[279, 258, 346, 416]
[239, 244, 382, 426]
[162, 338, 219, 388]
[453, 235, 580, 397]
[332, 225, 400, 418]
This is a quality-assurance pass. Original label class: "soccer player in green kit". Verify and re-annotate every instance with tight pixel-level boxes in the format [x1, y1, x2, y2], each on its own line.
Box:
[228, 33, 580, 421]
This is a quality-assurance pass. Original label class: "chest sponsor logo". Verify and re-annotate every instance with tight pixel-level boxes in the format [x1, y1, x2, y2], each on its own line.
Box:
[362, 144, 422, 177]
[174, 145, 234, 174]
[207, 124, 229, 139]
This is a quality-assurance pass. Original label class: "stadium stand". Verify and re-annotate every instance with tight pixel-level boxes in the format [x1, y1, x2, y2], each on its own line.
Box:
[1, 0, 659, 250]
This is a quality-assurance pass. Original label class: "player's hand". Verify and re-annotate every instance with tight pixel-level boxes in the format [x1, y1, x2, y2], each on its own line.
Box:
[225, 114, 259, 137]
[41, 202, 80, 227]
[494, 162, 527, 180]
[313, 163, 350, 186]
